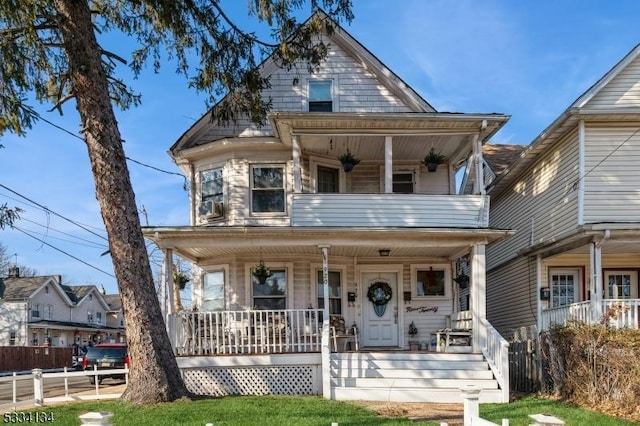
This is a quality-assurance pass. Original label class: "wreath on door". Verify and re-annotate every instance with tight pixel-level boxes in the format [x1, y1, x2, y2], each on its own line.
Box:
[367, 281, 393, 317]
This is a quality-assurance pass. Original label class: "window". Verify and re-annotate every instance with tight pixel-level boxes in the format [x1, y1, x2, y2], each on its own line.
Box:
[203, 271, 225, 311]
[31, 304, 40, 319]
[309, 80, 333, 112]
[416, 268, 446, 297]
[605, 270, 638, 299]
[549, 269, 579, 307]
[96, 312, 103, 324]
[31, 332, 38, 346]
[199, 168, 224, 216]
[87, 311, 94, 323]
[317, 270, 342, 315]
[252, 269, 287, 309]
[251, 166, 285, 213]
[44, 305, 52, 320]
[317, 166, 339, 193]
[9, 331, 16, 346]
[393, 172, 414, 194]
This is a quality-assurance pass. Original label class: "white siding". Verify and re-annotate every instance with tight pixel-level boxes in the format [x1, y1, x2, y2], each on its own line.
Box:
[487, 129, 580, 270]
[584, 124, 640, 223]
[585, 56, 640, 109]
[0, 302, 28, 346]
[291, 194, 489, 228]
[30, 284, 72, 323]
[487, 256, 536, 337]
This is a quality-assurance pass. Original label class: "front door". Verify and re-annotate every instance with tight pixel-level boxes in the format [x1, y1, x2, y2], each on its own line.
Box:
[361, 272, 399, 348]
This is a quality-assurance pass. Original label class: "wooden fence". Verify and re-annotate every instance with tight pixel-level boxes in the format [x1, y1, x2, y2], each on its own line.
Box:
[509, 339, 539, 393]
[0, 346, 73, 372]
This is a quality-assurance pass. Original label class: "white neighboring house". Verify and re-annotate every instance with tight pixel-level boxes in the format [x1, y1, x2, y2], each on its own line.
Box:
[143, 11, 512, 403]
[0, 266, 125, 348]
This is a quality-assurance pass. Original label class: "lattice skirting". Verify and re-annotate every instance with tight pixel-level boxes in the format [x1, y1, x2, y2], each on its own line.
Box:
[182, 365, 320, 396]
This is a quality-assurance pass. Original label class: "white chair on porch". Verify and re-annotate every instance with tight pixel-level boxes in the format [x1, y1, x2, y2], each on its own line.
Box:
[330, 315, 358, 352]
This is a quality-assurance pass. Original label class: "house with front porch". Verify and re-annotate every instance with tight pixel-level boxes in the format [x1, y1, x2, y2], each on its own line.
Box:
[143, 11, 512, 403]
[484, 43, 640, 338]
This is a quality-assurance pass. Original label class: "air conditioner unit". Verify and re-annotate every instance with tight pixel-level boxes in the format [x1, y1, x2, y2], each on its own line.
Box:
[198, 200, 224, 219]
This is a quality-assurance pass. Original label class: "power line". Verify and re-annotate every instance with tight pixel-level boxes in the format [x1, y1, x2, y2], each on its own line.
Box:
[12, 225, 115, 278]
[19, 218, 108, 249]
[0, 183, 108, 241]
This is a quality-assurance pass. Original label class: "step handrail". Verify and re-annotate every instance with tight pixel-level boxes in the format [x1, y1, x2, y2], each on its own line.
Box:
[478, 318, 509, 402]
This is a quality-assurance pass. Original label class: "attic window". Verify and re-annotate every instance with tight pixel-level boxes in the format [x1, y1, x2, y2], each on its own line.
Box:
[309, 80, 333, 112]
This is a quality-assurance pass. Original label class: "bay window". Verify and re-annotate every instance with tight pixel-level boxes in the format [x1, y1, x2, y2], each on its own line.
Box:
[251, 165, 285, 213]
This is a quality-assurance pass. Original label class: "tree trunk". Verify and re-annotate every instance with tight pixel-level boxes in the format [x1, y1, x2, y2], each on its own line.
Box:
[53, 0, 190, 404]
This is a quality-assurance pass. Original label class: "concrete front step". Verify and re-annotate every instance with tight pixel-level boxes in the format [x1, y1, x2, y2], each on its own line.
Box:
[335, 368, 495, 380]
[332, 386, 505, 403]
[332, 377, 498, 389]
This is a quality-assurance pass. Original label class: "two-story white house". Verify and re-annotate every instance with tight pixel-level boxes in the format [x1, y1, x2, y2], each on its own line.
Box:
[143, 11, 512, 403]
[0, 266, 125, 348]
[484, 43, 640, 338]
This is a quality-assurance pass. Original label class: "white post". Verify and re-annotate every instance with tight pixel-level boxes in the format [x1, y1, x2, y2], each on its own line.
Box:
[32, 368, 43, 407]
[590, 242, 603, 323]
[319, 244, 331, 399]
[384, 136, 393, 193]
[460, 385, 481, 426]
[292, 135, 302, 193]
[78, 412, 114, 426]
[471, 244, 486, 352]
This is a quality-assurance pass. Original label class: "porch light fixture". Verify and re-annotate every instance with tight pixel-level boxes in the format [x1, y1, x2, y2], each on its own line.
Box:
[378, 249, 391, 257]
[540, 287, 551, 301]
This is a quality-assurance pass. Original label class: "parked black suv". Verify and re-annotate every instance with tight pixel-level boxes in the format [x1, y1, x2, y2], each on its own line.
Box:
[81, 343, 129, 384]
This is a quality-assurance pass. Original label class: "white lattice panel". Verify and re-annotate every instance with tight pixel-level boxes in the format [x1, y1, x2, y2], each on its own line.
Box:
[182, 366, 319, 396]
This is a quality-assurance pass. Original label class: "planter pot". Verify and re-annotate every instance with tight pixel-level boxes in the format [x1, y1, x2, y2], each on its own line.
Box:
[342, 162, 355, 173]
[409, 340, 419, 351]
[426, 162, 439, 172]
[254, 273, 270, 285]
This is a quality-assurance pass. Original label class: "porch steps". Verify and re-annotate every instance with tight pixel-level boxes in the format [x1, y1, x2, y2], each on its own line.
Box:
[330, 352, 503, 403]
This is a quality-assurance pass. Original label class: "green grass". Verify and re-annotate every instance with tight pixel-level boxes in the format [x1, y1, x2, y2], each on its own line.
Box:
[481, 395, 638, 426]
[10, 395, 638, 426]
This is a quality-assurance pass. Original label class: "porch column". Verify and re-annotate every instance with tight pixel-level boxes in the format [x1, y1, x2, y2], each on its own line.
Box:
[470, 244, 486, 352]
[384, 136, 393, 193]
[162, 249, 176, 350]
[590, 241, 603, 323]
[471, 133, 484, 195]
[536, 254, 544, 332]
[292, 135, 302, 193]
[318, 244, 331, 399]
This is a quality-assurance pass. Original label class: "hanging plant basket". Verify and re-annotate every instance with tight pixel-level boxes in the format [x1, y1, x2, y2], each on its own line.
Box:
[339, 151, 360, 173]
[454, 273, 470, 289]
[423, 148, 446, 173]
[367, 281, 393, 317]
[252, 261, 272, 285]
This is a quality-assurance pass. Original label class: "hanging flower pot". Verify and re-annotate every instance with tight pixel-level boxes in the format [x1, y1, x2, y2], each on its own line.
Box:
[454, 273, 470, 289]
[367, 281, 393, 317]
[339, 151, 360, 173]
[423, 147, 446, 172]
[252, 260, 272, 285]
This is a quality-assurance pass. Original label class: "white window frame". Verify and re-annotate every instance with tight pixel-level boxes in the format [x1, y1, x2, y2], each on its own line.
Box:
[307, 79, 335, 112]
[411, 264, 451, 299]
[9, 331, 17, 346]
[201, 268, 227, 311]
[310, 263, 347, 315]
[309, 156, 345, 193]
[604, 270, 638, 299]
[87, 310, 94, 324]
[31, 303, 41, 319]
[379, 165, 421, 193]
[245, 262, 294, 309]
[198, 166, 225, 220]
[548, 268, 581, 308]
[249, 163, 287, 216]
[96, 311, 103, 324]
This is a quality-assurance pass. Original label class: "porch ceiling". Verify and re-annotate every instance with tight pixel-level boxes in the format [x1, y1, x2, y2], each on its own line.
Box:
[143, 226, 512, 264]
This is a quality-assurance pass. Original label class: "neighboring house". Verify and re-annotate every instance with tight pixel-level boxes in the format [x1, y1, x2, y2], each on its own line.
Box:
[485, 44, 640, 338]
[143, 11, 512, 403]
[0, 266, 125, 348]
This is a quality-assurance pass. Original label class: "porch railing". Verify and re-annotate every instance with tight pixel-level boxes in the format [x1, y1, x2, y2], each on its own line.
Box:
[540, 299, 640, 331]
[169, 309, 323, 356]
[478, 318, 509, 403]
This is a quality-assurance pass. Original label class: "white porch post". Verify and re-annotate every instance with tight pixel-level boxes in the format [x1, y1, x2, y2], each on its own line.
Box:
[536, 254, 544, 332]
[470, 244, 486, 352]
[318, 244, 331, 399]
[590, 241, 603, 323]
[384, 136, 393, 193]
[471, 133, 483, 195]
[292, 135, 302, 193]
[163, 249, 176, 349]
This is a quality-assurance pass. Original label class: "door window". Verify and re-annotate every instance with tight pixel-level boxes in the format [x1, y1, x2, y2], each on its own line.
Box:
[605, 270, 638, 299]
[549, 269, 579, 307]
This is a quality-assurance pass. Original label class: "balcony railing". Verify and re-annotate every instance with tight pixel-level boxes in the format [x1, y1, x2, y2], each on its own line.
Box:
[291, 193, 490, 228]
[168, 309, 323, 356]
[540, 299, 640, 331]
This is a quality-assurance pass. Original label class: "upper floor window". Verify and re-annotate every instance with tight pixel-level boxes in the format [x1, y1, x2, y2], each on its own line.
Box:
[199, 168, 224, 217]
[87, 311, 94, 323]
[393, 172, 414, 194]
[203, 271, 225, 311]
[251, 165, 285, 213]
[31, 304, 41, 319]
[9, 331, 16, 346]
[252, 269, 287, 309]
[96, 312, 103, 324]
[309, 80, 333, 112]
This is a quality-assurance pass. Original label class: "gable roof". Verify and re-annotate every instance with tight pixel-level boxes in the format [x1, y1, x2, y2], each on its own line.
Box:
[170, 10, 436, 155]
[483, 144, 527, 176]
[0, 275, 72, 304]
[487, 43, 640, 197]
[103, 294, 123, 312]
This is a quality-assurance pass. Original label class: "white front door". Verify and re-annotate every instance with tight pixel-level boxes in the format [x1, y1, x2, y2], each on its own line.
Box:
[361, 272, 399, 348]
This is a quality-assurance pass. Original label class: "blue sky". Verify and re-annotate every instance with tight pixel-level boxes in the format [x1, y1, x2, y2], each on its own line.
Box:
[2, 0, 640, 294]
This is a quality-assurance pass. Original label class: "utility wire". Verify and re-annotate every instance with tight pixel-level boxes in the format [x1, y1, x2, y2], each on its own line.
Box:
[12, 225, 115, 278]
[19, 217, 108, 249]
[0, 183, 108, 241]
